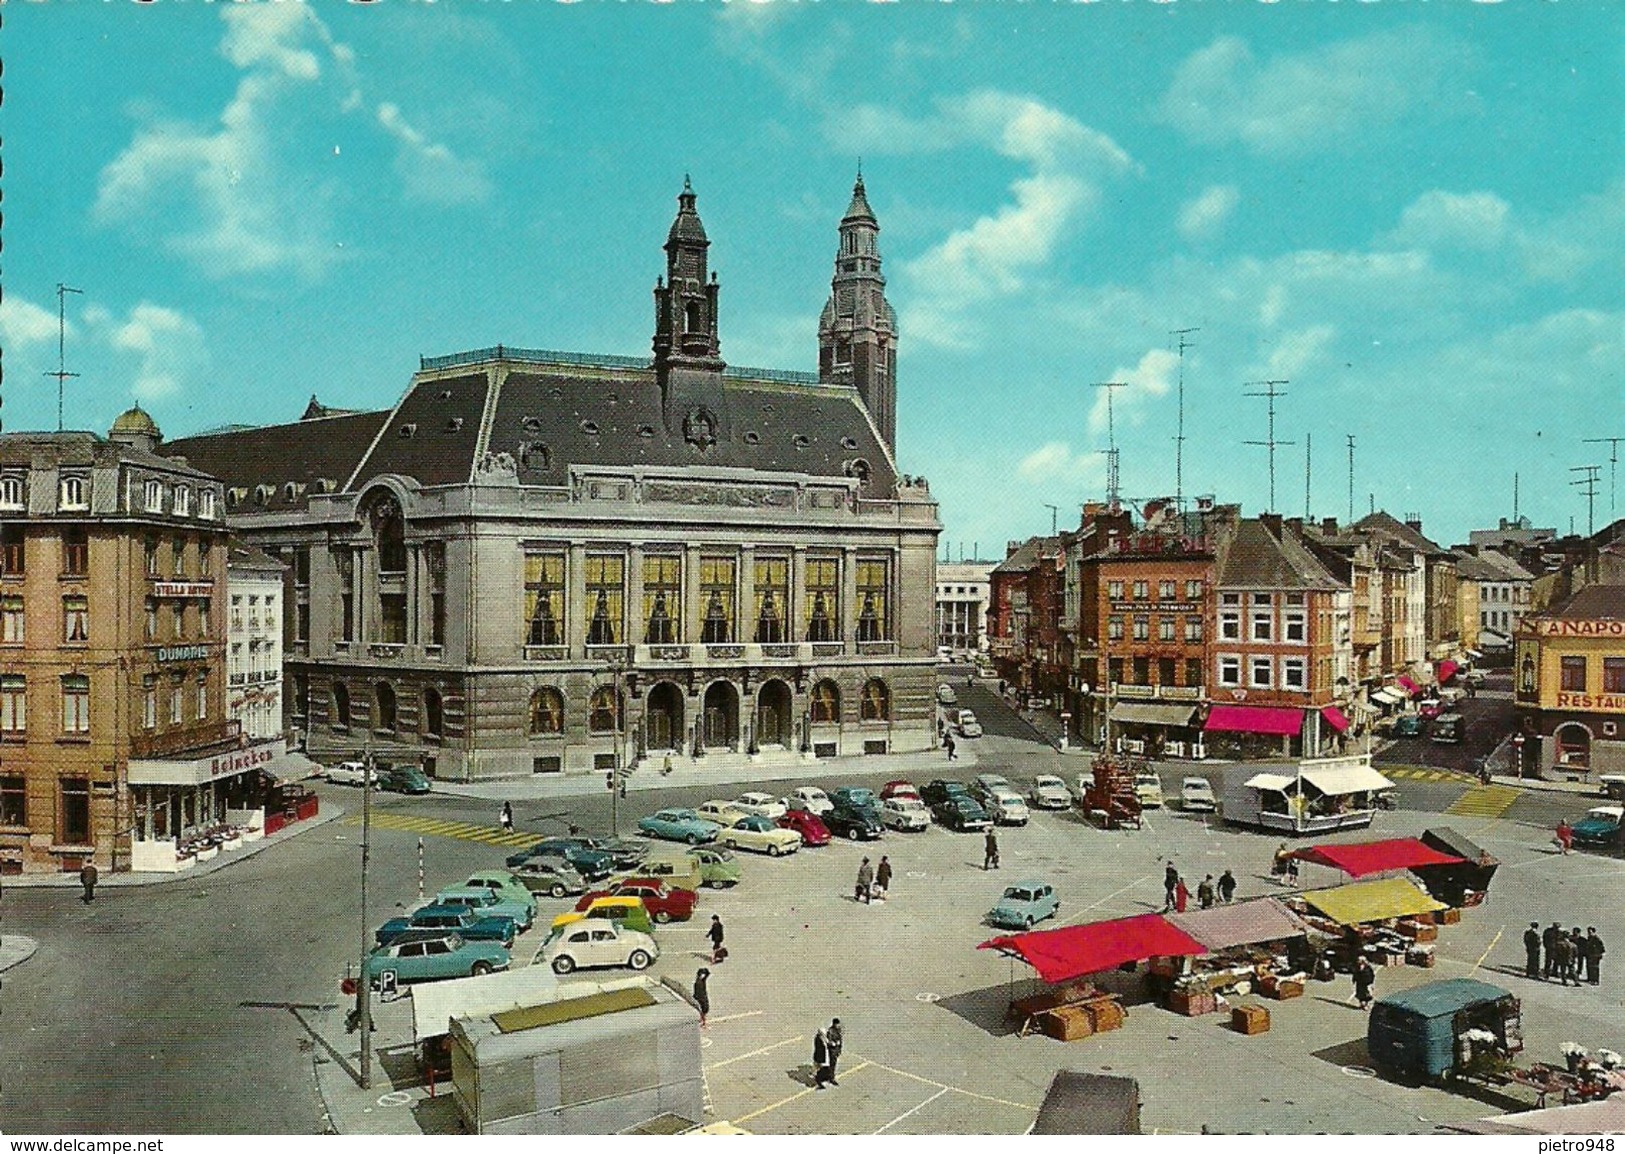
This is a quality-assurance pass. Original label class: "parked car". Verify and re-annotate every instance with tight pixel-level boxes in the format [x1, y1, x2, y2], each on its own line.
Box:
[829, 787, 880, 815]
[433, 885, 536, 932]
[1418, 698, 1446, 721]
[787, 786, 834, 816]
[1571, 804, 1624, 850]
[510, 857, 589, 899]
[987, 880, 1060, 930]
[363, 932, 509, 985]
[921, 780, 971, 807]
[376, 903, 515, 949]
[459, 869, 543, 912]
[1029, 775, 1073, 810]
[691, 845, 742, 888]
[937, 684, 959, 706]
[825, 804, 883, 841]
[1393, 714, 1424, 738]
[777, 809, 832, 847]
[1133, 772, 1165, 809]
[324, 760, 375, 788]
[1601, 774, 1625, 801]
[721, 814, 802, 856]
[1430, 713, 1465, 744]
[932, 795, 993, 832]
[972, 774, 1012, 805]
[1463, 669, 1488, 688]
[697, 800, 750, 827]
[987, 788, 1030, 826]
[880, 796, 931, 832]
[577, 878, 696, 923]
[378, 764, 432, 795]
[730, 792, 788, 820]
[541, 919, 659, 975]
[957, 710, 984, 738]
[879, 780, 920, 801]
[553, 897, 655, 937]
[636, 808, 722, 845]
[1179, 776, 1217, 812]
[576, 836, 649, 871]
[504, 838, 614, 881]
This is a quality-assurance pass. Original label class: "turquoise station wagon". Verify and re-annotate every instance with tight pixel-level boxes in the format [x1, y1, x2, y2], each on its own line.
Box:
[987, 880, 1061, 930]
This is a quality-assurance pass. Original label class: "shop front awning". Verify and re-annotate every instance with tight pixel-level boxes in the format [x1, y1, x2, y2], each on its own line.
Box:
[263, 750, 324, 785]
[1166, 898, 1314, 951]
[1299, 877, 1448, 925]
[1437, 660, 1460, 684]
[1371, 687, 1407, 706]
[1320, 705, 1351, 733]
[1292, 838, 1466, 879]
[1243, 772, 1298, 792]
[1299, 762, 1395, 796]
[979, 913, 1207, 985]
[129, 740, 284, 788]
[1109, 702, 1199, 728]
[1202, 705, 1305, 737]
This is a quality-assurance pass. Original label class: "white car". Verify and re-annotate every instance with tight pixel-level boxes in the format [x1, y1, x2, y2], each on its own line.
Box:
[880, 796, 930, 832]
[988, 787, 1030, 826]
[542, 920, 659, 975]
[936, 684, 958, 706]
[1180, 776, 1217, 812]
[731, 792, 788, 820]
[697, 800, 749, 827]
[787, 786, 834, 816]
[1029, 775, 1072, 810]
[956, 710, 984, 738]
[325, 761, 375, 788]
[1133, 771, 1165, 809]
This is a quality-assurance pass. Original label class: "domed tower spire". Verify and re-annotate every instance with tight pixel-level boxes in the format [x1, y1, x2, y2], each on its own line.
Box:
[654, 175, 724, 373]
[820, 171, 897, 452]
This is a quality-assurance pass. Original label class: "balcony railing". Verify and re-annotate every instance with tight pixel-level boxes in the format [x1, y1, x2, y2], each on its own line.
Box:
[524, 645, 569, 661]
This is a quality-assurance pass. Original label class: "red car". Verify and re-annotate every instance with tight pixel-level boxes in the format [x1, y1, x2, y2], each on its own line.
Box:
[576, 878, 696, 923]
[777, 809, 832, 847]
[880, 780, 919, 801]
[1419, 698, 1445, 720]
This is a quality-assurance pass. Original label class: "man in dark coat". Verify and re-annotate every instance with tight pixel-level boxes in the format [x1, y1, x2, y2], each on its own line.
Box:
[1197, 875, 1216, 910]
[1583, 928, 1605, 985]
[707, 915, 726, 964]
[1552, 934, 1577, 987]
[1524, 922, 1543, 980]
[1163, 863, 1179, 911]
[1217, 869, 1237, 904]
[79, 860, 98, 903]
[826, 1018, 844, 1085]
[693, 968, 711, 1027]
[1353, 957, 1376, 1009]
[983, 830, 999, 871]
[855, 857, 874, 904]
[874, 856, 893, 900]
[1569, 927, 1587, 985]
[813, 1028, 832, 1089]
[1543, 922, 1562, 978]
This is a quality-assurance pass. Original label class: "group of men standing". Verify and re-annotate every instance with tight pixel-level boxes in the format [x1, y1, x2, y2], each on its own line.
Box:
[1524, 922, 1605, 986]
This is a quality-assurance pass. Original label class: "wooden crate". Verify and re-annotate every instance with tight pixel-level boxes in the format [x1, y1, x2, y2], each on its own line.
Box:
[1085, 999, 1127, 1033]
[1168, 989, 1216, 1016]
[1265, 979, 1305, 1000]
[1406, 949, 1437, 968]
[1231, 1004, 1271, 1035]
[1438, 908, 1462, 925]
[1040, 1006, 1094, 1041]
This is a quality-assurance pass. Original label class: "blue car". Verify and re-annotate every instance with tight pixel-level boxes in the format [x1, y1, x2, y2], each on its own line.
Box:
[362, 932, 510, 985]
[375, 903, 516, 949]
[637, 808, 722, 845]
[434, 885, 536, 932]
[504, 838, 614, 881]
[987, 880, 1061, 930]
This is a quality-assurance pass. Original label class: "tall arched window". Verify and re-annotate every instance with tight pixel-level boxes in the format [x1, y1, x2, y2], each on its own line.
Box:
[374, 682, 397, 732]
[529, 688, 564, 736]
[589, 687, 621, 734]
[685, 300, 703, 333]
[332, 682, 351, 730]
[859, 678, 889, 722]
[422, 688, 443, 737]
[811, 679, 841, 724]
[377, 511, 407, 574]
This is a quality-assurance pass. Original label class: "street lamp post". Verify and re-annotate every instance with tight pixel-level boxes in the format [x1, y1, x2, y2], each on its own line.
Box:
[355, 743, 374, 1089]
[607, 652, 626, 836]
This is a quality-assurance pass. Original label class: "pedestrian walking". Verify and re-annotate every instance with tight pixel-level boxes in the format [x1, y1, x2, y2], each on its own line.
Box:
[707, 915, 726, 964]
[983, 829, 1000, 871]
[1583, 928, 1605, 985]
[1524, 922, 1543, 980]
[813, 1028, 833, 1090]
[663, 753, 674, 776]
[1544, 922, 1562, 978]
[693, 967, 711, 1027]
[1163, 863, 1179, 911]
[1353, 957, 1376, 1009]
[1197, 875, 1216, 910]
[499, 801, 514, 833]
[79, 860, 98, 904]
[826, 1018, 844, 1085]
[1174, 876, 1190, 914]
[945, 734, 957, 761]
[874, 856, 893, 900]
[1569, 927, 1586, 984]
[1553, 933, 1577, 987]
[855, 857, 874, 904]
[1556, 820, 1574, 855]
[1218, 869, 1237, 904]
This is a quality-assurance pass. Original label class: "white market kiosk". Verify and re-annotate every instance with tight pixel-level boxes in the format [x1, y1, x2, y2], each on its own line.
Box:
[1221, 755, 1396, 834]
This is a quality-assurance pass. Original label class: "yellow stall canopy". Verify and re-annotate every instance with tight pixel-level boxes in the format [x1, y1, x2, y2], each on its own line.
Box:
[1299, 877, 1448, 926]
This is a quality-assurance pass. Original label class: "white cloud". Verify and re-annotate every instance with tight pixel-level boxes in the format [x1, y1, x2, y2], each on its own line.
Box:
[1088, 348, 1177, 435]
[220, 3, 323, 80]
[0, 294, 67, 352]
[377, 103, 492, 205]
[1389, 190, 1510, 251]
[1177, 184, 1239, 242]
[1160, 31, 1457, 156]
[101, 303, 211, 402]
[1017, 441, 1105, 485]
[1260, 324, 1337, 379]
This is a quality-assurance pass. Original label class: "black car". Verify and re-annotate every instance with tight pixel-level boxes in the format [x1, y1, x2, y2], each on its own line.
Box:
[580, 836, 650, 871]
[504, 838, 614, 881]
[824, 805, 883, 841]
[932, 796, 993, 832]
[921, 780, 971, 807]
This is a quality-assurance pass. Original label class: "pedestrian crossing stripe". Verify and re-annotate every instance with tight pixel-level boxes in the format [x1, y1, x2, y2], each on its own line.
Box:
[339, 812, 537, 848]
[1383, 768, 1459, 782]
[1444, 785, 1519, 819]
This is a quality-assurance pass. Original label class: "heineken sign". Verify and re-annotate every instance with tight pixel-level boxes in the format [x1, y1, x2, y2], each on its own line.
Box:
[156, 644, 211, 663]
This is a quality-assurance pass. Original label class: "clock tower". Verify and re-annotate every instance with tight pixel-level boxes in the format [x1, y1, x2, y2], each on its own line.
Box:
[819, 173, 897, 453]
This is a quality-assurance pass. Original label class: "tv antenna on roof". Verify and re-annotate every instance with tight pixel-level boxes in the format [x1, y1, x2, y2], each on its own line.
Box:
[46, 283, 84, 432]
[1581, 436, 1622, 516]
[1171, 327, 1199, 510]
[1243, 380, 1292, 513]
[1090, 381, 1128, 512]
[1570, 464, 1601, 537]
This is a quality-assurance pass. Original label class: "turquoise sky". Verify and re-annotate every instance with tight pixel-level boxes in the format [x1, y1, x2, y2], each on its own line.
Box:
[4, 3, 1622, 553]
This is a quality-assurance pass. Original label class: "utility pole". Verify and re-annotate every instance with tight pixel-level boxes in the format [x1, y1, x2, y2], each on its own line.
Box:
[1571, 465, 1601, 537]
[1582, 437, 1622, 517]
[607, 652, 628, 834]
[1303, 431, 1312, 521]
[46, 283, 84, 432]
[1043, 504, 1059, 536]
[1243, 380, 1293, 513]
[1514, 472, 1520, 522]
[1172, 327, 1199, 509]
[1346, 434, 1356, 525]
[356, 743, 373, 1089]
[1090, 381, 1127, 511]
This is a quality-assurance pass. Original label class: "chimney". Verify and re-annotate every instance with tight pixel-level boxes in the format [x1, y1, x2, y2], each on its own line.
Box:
[1259, 513, 1284, 539]
[1007, 540, 1021, 558]
[1321, 517, 1339, 535]
[1285, 516, 1304, 535]
[1405, 515, 1424, 534]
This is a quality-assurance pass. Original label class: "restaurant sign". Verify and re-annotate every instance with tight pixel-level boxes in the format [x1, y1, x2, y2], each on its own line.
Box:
[153, 581, 214, 599]
[1539, 619, 1625, 638]
[1555, 692, 1625, 715]
[155, 644, 211, 663]
[129, 740, 281, 787]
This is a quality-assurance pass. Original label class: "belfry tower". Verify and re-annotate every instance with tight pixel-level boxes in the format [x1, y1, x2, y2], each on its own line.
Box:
[819, 173, 898, 452]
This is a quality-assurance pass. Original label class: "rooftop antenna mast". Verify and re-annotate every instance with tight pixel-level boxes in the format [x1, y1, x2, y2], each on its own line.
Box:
[1243, 380, 1292, 513]
[1581, 436, 1622, 516]
[1091, 381, 1128, 512]
[46, 283, 84, 432]
[1571, 465, 1601, 537]
[1172, 327, 1199, 510]
[1303, 431, 1312, 521]
[1514, 472, 1520, 522]
[1346, 434, 1356, 524]
[1043, 504, 1059, 536]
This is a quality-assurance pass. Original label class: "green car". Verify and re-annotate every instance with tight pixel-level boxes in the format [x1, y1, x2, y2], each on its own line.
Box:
[363, 932, 510, 985]
[434, 885, 536, 932]
[378, 764, 432, 794]
[1392, 714, 1423, 738]
[457, 869, 540, 912]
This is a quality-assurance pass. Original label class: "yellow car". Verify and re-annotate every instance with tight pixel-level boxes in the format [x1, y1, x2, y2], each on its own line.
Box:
[720, 814, 802, 857]
[697, 800, 750, 826]
[551, 895, 655, 936]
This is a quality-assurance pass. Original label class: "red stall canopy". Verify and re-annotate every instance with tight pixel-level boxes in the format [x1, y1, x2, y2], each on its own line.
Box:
[1437, 660, 1459, 684]
[1396, 676, 1423, 697]
[1203, 705, 1305, 736]
[1320, 705, 1351, 733]
[1292, 838, 1467, 879]
[980, 913, 1206, 985]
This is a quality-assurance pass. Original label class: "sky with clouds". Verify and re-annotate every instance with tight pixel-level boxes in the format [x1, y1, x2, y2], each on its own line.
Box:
[4, 3, 1621, 555]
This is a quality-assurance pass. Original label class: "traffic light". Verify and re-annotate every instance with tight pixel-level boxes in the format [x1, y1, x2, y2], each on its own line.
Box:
[606, 771, 615, 792]
[619, 779, 628, 799]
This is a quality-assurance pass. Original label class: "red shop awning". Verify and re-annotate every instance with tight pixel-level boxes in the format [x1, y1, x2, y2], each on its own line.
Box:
[1396, 676, 1423, 697]
[979, 913, 1207, 985]
[1202, 704, 1305, 736]
[1291, 838, 1467, 879]
[1437, 660, 1459, 684]
[1320, 705, 1351, 733]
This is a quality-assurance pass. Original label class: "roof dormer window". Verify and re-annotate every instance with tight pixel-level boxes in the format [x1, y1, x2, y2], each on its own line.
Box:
[1, 474, 25, 510]
[144, 479, 165, 513]
[199, 490, 217, 520]
[173, 486, 192, 517]
[254, 484, 273, 507]
[59, 475, 88, 511]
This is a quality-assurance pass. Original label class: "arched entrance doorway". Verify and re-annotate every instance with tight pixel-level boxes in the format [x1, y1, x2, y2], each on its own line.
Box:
[1553, 722, 1592, 771]
[702, 681, 739, 751]
[756, 679, 793, 749]
[646, 682, 685, 752]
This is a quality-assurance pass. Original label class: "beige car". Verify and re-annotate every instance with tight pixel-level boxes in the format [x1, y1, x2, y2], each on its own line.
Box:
[720, 814, 802, 857]
[697, 800, 750, 827]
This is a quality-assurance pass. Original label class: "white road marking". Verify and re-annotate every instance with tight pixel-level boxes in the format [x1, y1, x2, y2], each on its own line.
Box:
[706, 1010, 765, 1024]
[705, 1034, 805, 1071]
[872, 1087, 949, 1134]
[1470, 925, 1505, 975]
[1059, 874, 1155, 926]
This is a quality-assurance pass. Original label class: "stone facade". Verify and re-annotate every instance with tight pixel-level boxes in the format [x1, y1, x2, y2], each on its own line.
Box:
[1513, 585, 1625, 777]
[227, 545, 287, 742]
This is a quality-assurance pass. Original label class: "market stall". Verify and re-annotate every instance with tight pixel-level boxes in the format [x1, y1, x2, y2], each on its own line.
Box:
[1158, 898, 1321, 1015]
[1220, 756, 1396, 833]
[1293, 877, 1450, 971]
[1415, 826, 1501, 907]
[1291, 837, 1468, 886]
